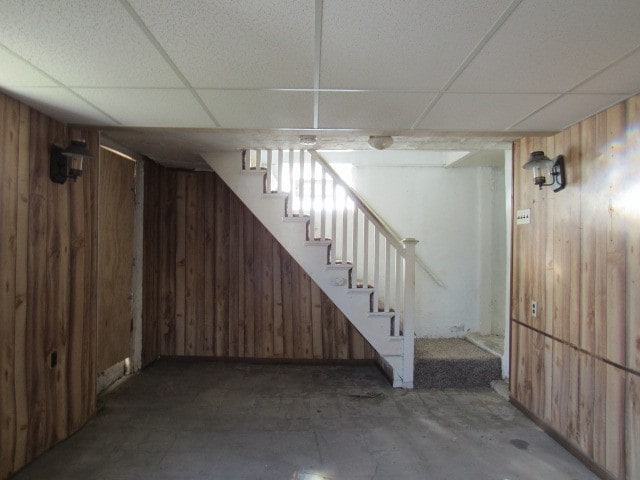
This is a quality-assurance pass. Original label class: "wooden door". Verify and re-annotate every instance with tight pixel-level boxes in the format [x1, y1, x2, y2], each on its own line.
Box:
[97, 148, 135, 372]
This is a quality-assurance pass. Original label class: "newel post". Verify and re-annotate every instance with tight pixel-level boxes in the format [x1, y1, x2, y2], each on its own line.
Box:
[402, 238, 418, 388]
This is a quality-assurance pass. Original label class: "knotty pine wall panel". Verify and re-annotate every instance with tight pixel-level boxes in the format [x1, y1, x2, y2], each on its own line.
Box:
[142, 164, 375, 364]
[511, 92, 640, 480]
[0, 93, 98, 480]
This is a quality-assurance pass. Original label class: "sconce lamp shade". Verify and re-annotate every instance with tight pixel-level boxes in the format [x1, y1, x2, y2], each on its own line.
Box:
[50, 139, 93, 184]
[522, 150, 566, 192]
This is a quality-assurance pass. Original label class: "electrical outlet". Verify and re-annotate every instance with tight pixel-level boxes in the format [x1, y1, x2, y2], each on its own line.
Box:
[531, 300, 537, 317]
[516, 209, 531, 225]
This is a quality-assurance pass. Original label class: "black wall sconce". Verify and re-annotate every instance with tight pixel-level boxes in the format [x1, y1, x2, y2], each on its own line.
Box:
[522, 151, 566, 192]
[50, 140, 94, 184]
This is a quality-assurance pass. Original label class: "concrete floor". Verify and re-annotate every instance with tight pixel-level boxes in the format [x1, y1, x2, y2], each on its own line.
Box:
[13, 361, 597, 480]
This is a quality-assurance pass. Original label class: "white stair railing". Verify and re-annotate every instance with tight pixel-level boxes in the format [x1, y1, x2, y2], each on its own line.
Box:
[242, 149, 417, 352]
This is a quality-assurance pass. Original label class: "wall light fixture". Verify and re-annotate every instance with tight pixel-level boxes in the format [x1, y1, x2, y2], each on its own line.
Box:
[50, 140, 93, 184]
[522, 151, 566, 192]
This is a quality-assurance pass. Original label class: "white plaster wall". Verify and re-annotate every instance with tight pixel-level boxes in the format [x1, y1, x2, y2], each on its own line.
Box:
[339, 161, 509, 339]
[351, 165, 490, 338]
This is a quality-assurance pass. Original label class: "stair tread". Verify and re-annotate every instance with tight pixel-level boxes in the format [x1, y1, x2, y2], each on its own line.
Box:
[414, 338, 498, 361]
[346, 287, 374, 294]
[305, 239, 331, 246]
[282, 215, 310, 223]
[263, 192, 289, 198]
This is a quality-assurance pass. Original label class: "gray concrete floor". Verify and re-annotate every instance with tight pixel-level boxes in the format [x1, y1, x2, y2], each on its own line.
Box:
[13, 361, 597, 480]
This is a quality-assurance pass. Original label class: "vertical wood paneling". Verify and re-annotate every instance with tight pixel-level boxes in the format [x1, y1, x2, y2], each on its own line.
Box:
[627, 374, 640, 480]
[202, 173, 215, 355]
[184, 173, 197, 355]
[605, 104, 627, 367]
[26, 111, 50, 459]
[243, 205, 255, 357]
[175, 173, 186, 355]
[142, 166, 375, 363]
[626, 95, 640, 375]
[1, 91, 19, 479]
[228, 193, 240, 357]
[252, 219, 264, 357]
[142, 159, 160, 364]
[272, 243, 284, 357]
[0, 93, 98, 479]
[13, 103, 30, 471]
[159, 169, 177, 357]
[511, 92, 640, 480]
[262, 223, 274, 357]
[96, 149, 135, 372]
[214, 178, 229, 357]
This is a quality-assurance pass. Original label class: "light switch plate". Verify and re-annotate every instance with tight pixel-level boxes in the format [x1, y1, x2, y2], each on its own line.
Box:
[516, 209, 531, 225]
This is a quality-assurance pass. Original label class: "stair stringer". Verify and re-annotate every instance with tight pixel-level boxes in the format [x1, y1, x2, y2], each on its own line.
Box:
[203, 152, 408, 387]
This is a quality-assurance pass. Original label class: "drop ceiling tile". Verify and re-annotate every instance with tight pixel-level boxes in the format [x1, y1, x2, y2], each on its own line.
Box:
[512, 94, 629, 131]
[320, 0, 512, 90]
[418, 93, 555, 131]
[0, 47, 57, 87]
[1, 87, 118, 125]
[574, 49, 640, 94]
[0, 0, 182, 87]
[198, 90, 313, 128]
[319, 91, 436, 129]
[128, 0, 315, 88]
[74, 88, 215, 127]
[451, 1, 640, 93]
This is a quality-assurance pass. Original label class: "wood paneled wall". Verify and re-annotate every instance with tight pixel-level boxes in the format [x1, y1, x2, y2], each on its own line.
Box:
[96, 149, 135, 372]
[142, 162, 375, 365]
[511, 93, 640, 480]
[0, 93, 98, 479]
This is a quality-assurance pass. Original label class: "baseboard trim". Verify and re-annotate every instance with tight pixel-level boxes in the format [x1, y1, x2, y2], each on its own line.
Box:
[158, 355, 376, 366]
[509, 396, 615, 480]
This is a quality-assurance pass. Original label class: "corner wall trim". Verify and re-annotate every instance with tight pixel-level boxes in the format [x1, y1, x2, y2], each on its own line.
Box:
[510, 318, 639, 377]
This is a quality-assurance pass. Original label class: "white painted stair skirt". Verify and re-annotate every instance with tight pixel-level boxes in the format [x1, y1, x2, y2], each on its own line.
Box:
[202, 150, 416, 388]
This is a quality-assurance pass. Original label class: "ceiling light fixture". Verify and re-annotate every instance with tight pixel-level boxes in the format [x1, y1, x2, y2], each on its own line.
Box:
[299, 135, 317, 146]
[368, 135, 393, 150]
[50, 139, 94, 184]
[522, 151, 566, 192]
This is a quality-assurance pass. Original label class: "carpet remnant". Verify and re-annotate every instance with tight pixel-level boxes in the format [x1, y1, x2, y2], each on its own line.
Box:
[414, 338, 501, 388]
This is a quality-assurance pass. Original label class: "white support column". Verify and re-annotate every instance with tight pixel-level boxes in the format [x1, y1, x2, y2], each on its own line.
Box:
[402, 238, 418, 389]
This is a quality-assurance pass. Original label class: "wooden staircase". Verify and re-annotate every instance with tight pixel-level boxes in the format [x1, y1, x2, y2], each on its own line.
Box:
[202, 149, 417, 387]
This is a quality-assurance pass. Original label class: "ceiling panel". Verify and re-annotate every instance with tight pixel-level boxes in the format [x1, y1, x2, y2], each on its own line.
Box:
[574, 49, 640, 94]
[0, 0, 182, 87]
[128, 0, 315, 89]
[320, 0, 512, 89]
[418, 93, 555, 131]
[319, 91, 436, 129]
[2, 87, 118, 125]
[512, 94, 628, 131]
[198, 90, 313, 128]
[74, 88, 215, 127]
[450, 0, 640, 93]
[0, 47, 57, 87]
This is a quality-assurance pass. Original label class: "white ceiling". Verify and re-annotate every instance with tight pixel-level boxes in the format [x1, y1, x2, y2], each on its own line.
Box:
[1, 0, 639, 168]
